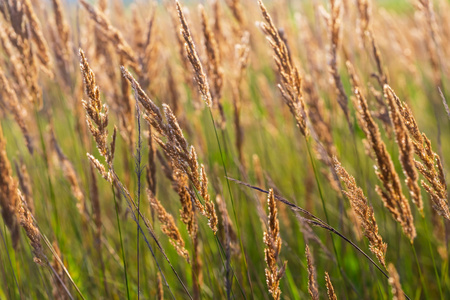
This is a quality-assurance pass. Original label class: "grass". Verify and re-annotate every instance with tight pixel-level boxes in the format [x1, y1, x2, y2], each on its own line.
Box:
[0, 0, 449, 299]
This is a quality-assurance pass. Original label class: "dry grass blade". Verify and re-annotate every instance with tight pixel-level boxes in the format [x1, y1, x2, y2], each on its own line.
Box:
[79, 48, 116, 167]
[0, 124, 20, 248]
[306, 245, 319, 300]
[147, 190, 190, 263]
[122, 67, 218, 234]
[384, 85, 423, 214]
[79, 0, 138, 68]
[334, 157, 387, 267]
[325, 272, 337, 300]
[264, 189, 287, 300]
[347, 61, 416, 242]
[385, 84, 450, 220]
[388, 263, 405, 300]
[176, 1, 213, 107]
[175, 172, 197, 238]
[15, 160, 34, 214]
[257, 0, 309, 137]
[157, 272, 164, 300]
[80, 49, 191, 299]
[17, 190, 46, 265]
[199, 5, 223, 109]
[23, 0, 53, 76]
[327, 0, 351, 126]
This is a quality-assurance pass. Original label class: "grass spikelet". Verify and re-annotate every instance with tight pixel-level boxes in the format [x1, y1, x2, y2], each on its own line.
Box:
[264, 188, 287, 300]
[199, 5, 223, 111]
[306, 245, 319, 300]
[347, 61, 416, 242]
[51, 0, 69, 51]
[325, 272, 337, 300]
[80, 0, 138, 67]
[23, 0, 53, 76]
[17, 190, 46, 265]
[334, 157, 387, 267]
[176, 172, 197, 238]
[15, 161, 34, 214]
[384, 85, 423, 215]
[387, 263, 405, 300]
[225, 0, 244, 25]
[79, 48, 116, 166]
[257, 0, 309, 137]
[122, 67, 218, 234]
[385, 85, 450, 220]
[0, 28, 33, 103]
[176, 1, 213, 107]
[327, 0, 351, 126]
[147, 190, 190, 263]
[0, 67, 34, 154]
[157, 272, 164, 300]
[356, 0, 371, 37]
[0, 123, 20, 247]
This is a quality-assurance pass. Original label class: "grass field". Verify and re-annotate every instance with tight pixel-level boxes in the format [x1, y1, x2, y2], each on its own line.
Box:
[0, 0, 450, 299]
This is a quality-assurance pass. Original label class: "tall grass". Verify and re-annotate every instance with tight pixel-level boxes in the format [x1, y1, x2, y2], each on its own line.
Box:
[0, 0, 449, 299]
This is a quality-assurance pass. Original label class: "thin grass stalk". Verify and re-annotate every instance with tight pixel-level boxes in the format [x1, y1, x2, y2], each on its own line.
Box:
[112, 187, 131, 300]
[304, 137, 350, 294]
[422, 217, 444, 300]
[0, 215, 20, 297]
[190, 182, 247, 299]
[206, 108, 253, 296]
[110, 171, 192, 299]
[134, 87, 143, 299]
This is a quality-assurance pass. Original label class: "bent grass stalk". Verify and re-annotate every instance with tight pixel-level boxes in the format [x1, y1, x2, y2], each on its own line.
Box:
[227, 177, 412, 300]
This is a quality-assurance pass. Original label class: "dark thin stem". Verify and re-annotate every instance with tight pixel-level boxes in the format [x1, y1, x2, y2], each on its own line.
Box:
[112, 187, 130, 300]
[135, 94, 143, 300]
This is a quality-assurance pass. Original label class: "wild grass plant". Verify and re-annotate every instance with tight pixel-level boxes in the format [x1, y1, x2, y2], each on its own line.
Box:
[0, 0, 450, 299]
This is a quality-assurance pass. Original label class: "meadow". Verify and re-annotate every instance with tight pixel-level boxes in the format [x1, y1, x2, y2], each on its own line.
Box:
[0, 0, 449, 299]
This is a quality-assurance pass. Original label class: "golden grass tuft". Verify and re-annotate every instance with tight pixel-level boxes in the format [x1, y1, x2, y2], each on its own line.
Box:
[387, 263, 405, 300]
[306, 245, 319, 300]
[347, 61, 416, 242]
[334, 157, 387, 267]
[257, 0, 309, 137]
[148, 190, 190, 263]
[264, 189, 287, 300]
[0, 123, 20, 248]
[176, 1, 213, 107]
[325, 272, 337, 300]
